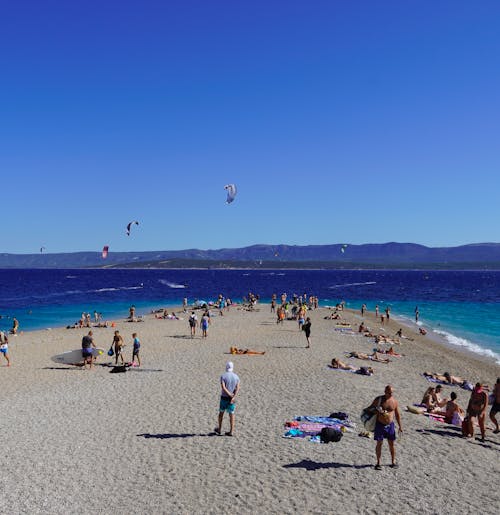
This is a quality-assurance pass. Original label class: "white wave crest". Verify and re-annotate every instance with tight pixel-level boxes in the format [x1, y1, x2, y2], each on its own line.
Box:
[159, 279, 186, 289]
[329, 281, 376, 289]
[433, 329, 500, 364]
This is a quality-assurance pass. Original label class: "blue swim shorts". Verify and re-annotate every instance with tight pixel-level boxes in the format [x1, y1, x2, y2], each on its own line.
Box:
[82, 348, 93, 357]
[0, 347, 7, 354]
[374, 420, 396, 441]
[219, 396, 235, 414]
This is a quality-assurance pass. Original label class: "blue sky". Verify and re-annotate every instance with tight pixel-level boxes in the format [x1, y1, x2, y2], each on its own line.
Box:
[1, 0, 499, 253]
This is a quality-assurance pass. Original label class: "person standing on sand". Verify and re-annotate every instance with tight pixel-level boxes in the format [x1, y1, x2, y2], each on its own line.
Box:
[361, 304, 366, 317]
[201, 311, 210, 338]
[375, 305, 379, 319]
[188, 311, 198, 337]
[466, 383, 488, 441]
[0, 331, 11, 367]
[215, 361, 240, 436]
[302, 317, 312, 348]
[489, 378, 500, 434]
[112, 330, 125, 365]
[81, 330, 96, 369]
[182, 298, 188, 313]
[131, 332, 141, 366]
[370, 384, 403, 470]
[129, 305, 136, 321]
[11, 317, 19, 334]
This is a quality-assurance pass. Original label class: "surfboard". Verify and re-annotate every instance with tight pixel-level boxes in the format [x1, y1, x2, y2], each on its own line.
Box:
[51, 348, 105, 366]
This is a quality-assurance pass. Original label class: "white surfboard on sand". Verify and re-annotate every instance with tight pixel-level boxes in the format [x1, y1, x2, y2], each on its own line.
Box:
[51, 348, 105, 366]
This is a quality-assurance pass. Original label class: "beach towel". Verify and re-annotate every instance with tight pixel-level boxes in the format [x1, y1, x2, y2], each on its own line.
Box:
[422, 374, 474, 391]
[283, 415, 355, 441]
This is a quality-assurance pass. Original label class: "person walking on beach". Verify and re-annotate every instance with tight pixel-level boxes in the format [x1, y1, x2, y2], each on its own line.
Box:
[489, 378, 500, 434]
[0, 331, 11, 367]
[188, 311, 198, 337]
[129, 305, 136, 321]
[215, 361, 240, 436]
[201, 311, 210, 338]
[361, 304, 366, 317]
[370, 384, 403, 470]
[131, 332, 141, 366]
[112, 330, 125, 365]
[302, 317, 312, 349]
[466, 383, 488, 441]
[182, 297, 188, 313]
[81, 330, 96, 369]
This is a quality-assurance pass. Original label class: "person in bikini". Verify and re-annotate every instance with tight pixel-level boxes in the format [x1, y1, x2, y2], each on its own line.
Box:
[346, 351, 390, 363]
[465, 383, 488, 441]
[230, 346, 265, 355]
[370, 384, 403, 470]
[112, 330, 125, 365]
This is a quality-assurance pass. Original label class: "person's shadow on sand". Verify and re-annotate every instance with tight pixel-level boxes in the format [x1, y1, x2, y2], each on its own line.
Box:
[138, 432, 217, 439]
[283, 459, 373, 471]
[416, 428, 498, 449]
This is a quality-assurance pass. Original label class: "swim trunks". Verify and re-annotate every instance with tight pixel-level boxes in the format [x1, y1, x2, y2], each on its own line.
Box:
[490, 402, 500, 416]
[374, 420, 396, 441]
[219, 396, 236, 414]
[0, 345, 8, 354]
[82, 348, 93, 357]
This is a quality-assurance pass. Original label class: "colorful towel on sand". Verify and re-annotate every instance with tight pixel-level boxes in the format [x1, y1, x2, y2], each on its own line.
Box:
[283, 415, 355, 441]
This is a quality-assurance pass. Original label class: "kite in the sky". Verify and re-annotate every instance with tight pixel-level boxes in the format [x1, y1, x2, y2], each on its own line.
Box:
[102, 246, 109, 259]
[126, 220, 139, 236]
[340, 244, 348, 253]
[224, 184, 237, 204]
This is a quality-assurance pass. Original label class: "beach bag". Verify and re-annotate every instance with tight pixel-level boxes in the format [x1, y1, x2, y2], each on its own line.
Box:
[107, 345, 114, 356]
[320, 427, 343, 443]
[461, 417, 470, 437]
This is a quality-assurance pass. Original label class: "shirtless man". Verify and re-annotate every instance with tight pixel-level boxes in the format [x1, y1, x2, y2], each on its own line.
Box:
[466, 383, 488, 441]
[112, 330, 125, 365]
[370, 384, 403, 470]
[489, 378, 500, 434]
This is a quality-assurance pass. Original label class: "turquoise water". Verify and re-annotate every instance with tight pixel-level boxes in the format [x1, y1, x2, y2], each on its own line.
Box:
[341, 299, 500, 364]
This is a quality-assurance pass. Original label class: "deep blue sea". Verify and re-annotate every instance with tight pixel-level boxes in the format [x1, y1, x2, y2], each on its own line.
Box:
[1, 269, 499, 364]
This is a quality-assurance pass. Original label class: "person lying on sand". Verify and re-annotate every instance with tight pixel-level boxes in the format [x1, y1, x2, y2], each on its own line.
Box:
[374, 346, 403, 357]
[346, 351, 390, 363]
[329, 358, 357, 371]
[230, 346, 265, 355]
[423, 372, 464, 385]
[329, 359, 374, 375]
[374, 334, 401, 345]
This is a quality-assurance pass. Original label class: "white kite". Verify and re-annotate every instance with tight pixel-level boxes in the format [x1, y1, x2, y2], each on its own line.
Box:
[224, 184, 237, 204]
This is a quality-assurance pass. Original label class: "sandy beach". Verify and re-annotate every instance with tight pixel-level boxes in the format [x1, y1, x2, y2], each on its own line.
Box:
[0, 303, 499, 514]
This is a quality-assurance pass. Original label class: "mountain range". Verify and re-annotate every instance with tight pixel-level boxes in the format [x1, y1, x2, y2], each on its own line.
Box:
[2, 242, 500, 269]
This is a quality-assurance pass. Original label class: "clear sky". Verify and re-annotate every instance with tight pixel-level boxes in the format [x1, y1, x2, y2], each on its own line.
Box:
[1, 0, 499, 253]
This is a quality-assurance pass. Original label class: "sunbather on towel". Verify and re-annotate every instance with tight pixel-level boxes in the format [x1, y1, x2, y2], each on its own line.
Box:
[230, 346, 265, 355]
[375, 346, 403, 357]
[346, 351, 390, 363]
[329, 358, 357, 371]
[329, 358, 374, 375]
[423, 372, 465, 385]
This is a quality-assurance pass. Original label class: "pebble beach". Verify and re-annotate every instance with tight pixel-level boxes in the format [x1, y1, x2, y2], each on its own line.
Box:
[1, 303, 499, 514]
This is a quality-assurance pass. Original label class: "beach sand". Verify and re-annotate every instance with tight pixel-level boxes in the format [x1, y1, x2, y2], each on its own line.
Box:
[0, 305, 499, 514]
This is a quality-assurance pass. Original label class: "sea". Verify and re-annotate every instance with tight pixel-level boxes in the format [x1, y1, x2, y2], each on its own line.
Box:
[1, 269, 499, 364]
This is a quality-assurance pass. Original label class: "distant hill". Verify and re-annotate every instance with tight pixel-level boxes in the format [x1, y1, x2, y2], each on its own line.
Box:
[2, 242, 500, 269]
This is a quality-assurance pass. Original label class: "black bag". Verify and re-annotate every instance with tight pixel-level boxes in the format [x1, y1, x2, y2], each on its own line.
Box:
[319, 427, 343, 443]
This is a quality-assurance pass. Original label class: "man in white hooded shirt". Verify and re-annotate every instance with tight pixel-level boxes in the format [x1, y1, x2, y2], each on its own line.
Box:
[215, 361, 240, 436]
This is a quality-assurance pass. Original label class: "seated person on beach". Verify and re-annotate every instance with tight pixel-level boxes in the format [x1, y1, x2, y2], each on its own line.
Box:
[432, 384, 448, 408]
[346, 351, 390, 363]
[324, 313, 341, 320]
[229, 346, 265, 355]
[438, 392, 464, 424]
[395, 328, 414, 341]
[421, 387, 439, 412]
[419, 328, 427, 335]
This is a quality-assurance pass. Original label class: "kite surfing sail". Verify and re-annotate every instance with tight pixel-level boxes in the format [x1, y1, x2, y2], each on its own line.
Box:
[102, 246, 109, 259]
[126, 220, 139, 236]
[340, 244, 348, 253]
[224, 184, 237, 204]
